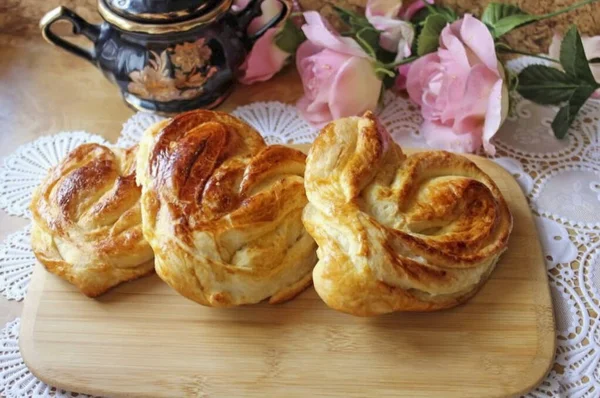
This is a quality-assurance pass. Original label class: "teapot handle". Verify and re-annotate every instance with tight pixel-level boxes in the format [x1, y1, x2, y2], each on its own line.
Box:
[40, 6, 100, 64]
[237, 0, 292, 44]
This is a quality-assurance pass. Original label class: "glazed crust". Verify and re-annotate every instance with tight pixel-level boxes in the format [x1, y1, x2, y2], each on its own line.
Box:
[30, 143, 155, 297]
[136, 110, 317, 307]
[302, 112, 513, 316]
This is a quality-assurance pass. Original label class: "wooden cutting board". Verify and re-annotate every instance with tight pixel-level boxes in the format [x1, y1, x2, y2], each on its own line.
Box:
[20, 146, 555, 398]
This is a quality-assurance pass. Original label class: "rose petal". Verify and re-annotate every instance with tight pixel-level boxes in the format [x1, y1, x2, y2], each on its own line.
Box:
[451, 64, 500, 135]
[328, 57, 382, 120]
[296, 41, 324, 98]
[302, 11, 368, 57]
[422, 120, 481, 153]
[401, 0, 433, 20]
[297, 95, 333, 127]
[239, 28, 290, 84]
[406, 53, 441, 107]
[395, 63, 412, 90]
[369, 17, 414, 59]
[366, 0, 403, 19]
[439, 23, 470, 72]
[457, 14, 498, 72]
[480, 79, 506, 155]
[311, 49, 353, 106]
[368, 16, 414, 57]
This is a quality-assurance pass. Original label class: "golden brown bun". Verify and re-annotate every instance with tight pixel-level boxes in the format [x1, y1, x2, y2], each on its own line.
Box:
[136, 110, 317, 307]
[30, 144, 154, 297]
[302, 112, 513, 316]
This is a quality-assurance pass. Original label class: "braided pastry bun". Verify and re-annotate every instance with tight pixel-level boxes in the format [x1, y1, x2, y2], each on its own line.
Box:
[136, 110, 317, 307]
[30, 144, 154, 297]
[302, 112, 513, 316]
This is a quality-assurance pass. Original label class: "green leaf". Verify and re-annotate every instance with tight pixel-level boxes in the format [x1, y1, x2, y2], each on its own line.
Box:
[274, 19, 306, 54]
[410, 4, 457, 25]
[436, 6, 458, 22]
[559, 25, 598, 85]
[489, 14, 539, 38]
[482, 3, 527, 25]
[551, 85, 597, 138]
[417, 14, 447, 56]
[517, 65, 580, 104]
[481, 3, 538, 38]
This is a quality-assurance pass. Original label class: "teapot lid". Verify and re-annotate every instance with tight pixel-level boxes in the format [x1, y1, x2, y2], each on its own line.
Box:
[98, 0, 233, 33]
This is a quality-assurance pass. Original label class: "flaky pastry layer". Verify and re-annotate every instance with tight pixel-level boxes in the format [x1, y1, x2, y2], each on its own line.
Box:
[302, 112, 513, 316]
[30, 144, 154, 297]
[136, 110, 317, 307]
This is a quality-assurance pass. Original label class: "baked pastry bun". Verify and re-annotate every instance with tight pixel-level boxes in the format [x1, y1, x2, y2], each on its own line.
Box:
[136, 110, 317, 307]
[302, 111, 513, 316]
[30, 144, 154, 297]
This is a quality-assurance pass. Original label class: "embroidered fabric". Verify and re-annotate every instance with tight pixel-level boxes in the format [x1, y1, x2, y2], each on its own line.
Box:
[0, 56, 598, 397]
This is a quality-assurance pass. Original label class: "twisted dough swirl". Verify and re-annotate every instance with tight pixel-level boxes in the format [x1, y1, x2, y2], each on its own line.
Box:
[302, 112, 513, 316]
[30, 144, 154, 297]
[136, 110, 317, 307]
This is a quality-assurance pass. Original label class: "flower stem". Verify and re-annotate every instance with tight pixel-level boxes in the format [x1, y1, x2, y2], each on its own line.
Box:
[354, 27, 377, 58]
[538, 0, 600, 20]
[383, 56, 418, 69]
[375, 67, 396, 78]
[496, 46, 560, 64]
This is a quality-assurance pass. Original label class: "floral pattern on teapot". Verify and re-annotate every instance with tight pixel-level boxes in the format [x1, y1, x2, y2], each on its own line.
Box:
[128, 38, 218, 102]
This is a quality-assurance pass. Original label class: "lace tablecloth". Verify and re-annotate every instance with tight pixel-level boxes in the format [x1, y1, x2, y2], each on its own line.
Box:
[0, 57, 599, 397]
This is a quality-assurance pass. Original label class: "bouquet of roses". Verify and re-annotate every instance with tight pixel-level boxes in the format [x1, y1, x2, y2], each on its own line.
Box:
[235, 0, 600, 154]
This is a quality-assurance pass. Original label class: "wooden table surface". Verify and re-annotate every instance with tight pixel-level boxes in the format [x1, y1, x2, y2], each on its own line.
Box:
[0, 35, 304, 327]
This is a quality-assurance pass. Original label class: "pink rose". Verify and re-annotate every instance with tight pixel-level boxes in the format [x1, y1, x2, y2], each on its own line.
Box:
[405, 14, 508, 154]
[394, 63, 411, 91]
[296, 12, 383, 127]
[549, 33, 600, 98]
[239, 28, 291, 84]
[365, 0, 418, 60]
[238, 0, 291, 84]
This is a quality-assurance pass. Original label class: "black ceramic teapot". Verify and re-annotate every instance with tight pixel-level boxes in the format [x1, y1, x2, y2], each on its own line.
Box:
[40, 0, 290, 115]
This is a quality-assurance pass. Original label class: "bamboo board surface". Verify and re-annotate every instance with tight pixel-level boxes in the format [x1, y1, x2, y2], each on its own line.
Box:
[20, 146, 555, 398]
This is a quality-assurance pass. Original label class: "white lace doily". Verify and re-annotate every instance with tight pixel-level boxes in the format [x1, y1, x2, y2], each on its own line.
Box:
[0, 225, 33, 301]
[0, 56, 599, 397]
[116, 112, 165, 148]
[0, 132, 107, 218]
[0, 318, 95, 398]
